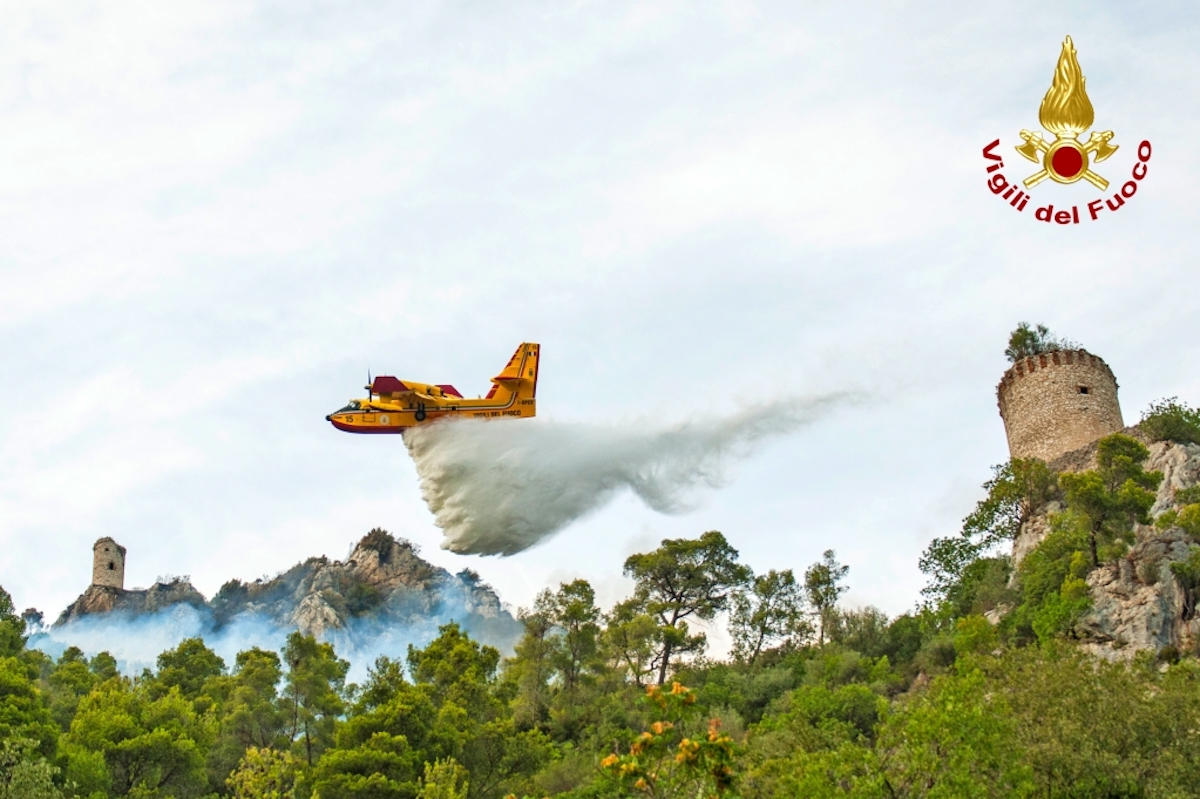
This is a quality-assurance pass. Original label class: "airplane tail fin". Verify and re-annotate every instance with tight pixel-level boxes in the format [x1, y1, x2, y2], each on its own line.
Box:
[485, 343, 539, 409]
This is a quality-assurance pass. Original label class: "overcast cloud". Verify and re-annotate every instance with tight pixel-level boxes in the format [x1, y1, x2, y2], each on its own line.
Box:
[2, 1, 1198, 633]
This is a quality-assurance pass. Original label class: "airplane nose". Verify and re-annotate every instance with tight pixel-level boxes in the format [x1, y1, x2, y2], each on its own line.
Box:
[325, 415, 332, 421]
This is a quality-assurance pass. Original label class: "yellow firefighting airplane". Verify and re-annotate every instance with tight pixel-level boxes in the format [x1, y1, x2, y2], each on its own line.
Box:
[326, 343, 539, 434]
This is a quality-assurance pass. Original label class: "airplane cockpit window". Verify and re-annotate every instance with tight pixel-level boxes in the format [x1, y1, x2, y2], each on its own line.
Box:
[335, 401, 361, 413]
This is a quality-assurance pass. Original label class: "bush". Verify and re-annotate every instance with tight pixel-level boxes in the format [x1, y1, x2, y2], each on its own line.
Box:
[1177, 486, 1200, 505]
[953, 615, 998, 655]
[1169, 547, 1200, 590]
[1006, 516, 1092, 642]
[1169, 547, 1200, 621]
[1156, 502, 1200, 538]
[1030, 576, 1090, 644]
[1136, 555, 1162, 585]
[1140, 398, 1200, 445]
[1005, 322, 1078, 363]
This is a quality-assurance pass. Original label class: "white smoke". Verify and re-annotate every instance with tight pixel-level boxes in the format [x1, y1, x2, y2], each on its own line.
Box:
[29, 607, 290, 678]
[404, 396, 847, 556]
[30, 596, 512, 682]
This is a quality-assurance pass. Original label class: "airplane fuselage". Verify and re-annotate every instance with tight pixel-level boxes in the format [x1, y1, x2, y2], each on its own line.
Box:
[326, 343, 539, 434]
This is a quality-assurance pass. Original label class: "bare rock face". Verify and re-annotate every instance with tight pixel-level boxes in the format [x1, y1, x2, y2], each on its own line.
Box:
[1075, 439, 1200, 660]
[56, 579, 207, 626]
[209, 529, 520, 649]
[1075, 531, 1193, 661]
[1010, 435, 1200, 660]
[1011, 502, 1060, 571]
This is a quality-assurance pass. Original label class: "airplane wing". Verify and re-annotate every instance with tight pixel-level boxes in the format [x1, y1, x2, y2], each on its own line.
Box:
[370, 376, 409, 394]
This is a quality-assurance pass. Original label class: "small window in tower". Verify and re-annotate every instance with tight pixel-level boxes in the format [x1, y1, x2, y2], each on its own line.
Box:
[108, 562, 114, 570]
[1078, 386, 1090, 395]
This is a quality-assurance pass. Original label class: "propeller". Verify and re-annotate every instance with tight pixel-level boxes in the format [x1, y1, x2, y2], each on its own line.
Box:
[365, 370, 372, 402]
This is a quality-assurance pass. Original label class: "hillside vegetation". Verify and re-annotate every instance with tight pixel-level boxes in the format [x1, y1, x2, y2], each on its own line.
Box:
[6, 396, 1200, 797]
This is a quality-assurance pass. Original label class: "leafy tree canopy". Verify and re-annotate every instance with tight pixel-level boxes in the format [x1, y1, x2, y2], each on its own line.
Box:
[63, 678, 212, 798]
[150, 636, 226, 703]
[921, 458, 1053, 606]
[1059, 433, 1162, 566]
[730, 569, 811, 665]
[0, 588, 25, 659]
[623, 531, 751, 685]
[804, 550, 849, 645]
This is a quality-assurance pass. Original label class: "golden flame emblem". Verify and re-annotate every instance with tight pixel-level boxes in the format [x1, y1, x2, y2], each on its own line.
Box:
[1016, 36, 1117, 190]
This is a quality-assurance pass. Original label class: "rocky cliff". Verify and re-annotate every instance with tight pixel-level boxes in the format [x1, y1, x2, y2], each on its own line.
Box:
[54, 529, 521, 653]
[57, 579, 207, 624]
[1010, 429, 1200, 660]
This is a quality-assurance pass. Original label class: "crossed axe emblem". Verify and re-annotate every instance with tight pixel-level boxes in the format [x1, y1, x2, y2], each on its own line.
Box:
[1015, 130, 1118, 190]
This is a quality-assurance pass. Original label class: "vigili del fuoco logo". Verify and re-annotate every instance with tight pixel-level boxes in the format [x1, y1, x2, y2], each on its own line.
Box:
[983, 36, 1151, 224]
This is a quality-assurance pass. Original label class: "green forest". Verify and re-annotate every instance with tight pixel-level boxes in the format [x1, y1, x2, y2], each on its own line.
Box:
[5, 397, 1200, 798]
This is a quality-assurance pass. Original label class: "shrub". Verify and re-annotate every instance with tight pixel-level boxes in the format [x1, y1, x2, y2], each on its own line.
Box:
[1136, 555, 1161, 586]
[1140, 398, 1200, 445]
[1031, 575, 1090, 644]
[1169, 547, 1200, 621]
[1003, 321, 1080, 362]
[1156, 503, 1200, 538]
[1179, 506, 1200, 538]
[1007, 517, 1092, 642]
[1005, 322, 1078, 363]
[1177, 486, 1200, 505]
[953, 615, 998, 655]
[599, 683, 738, 798]
[1169, 547, 1200, 589]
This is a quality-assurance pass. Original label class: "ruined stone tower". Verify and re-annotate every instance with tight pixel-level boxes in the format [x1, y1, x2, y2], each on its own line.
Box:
[92, 537, 126, 589]
[997, 349, 1124, 463]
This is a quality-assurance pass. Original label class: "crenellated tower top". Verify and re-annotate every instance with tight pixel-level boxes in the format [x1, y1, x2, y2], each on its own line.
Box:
[997, 348, 1124, 463]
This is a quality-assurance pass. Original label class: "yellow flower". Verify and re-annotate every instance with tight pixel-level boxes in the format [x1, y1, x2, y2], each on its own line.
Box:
[601, 754, 619, 768]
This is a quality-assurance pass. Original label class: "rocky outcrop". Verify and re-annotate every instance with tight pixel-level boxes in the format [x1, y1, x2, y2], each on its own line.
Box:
[1075, 530, 1196, 661]
[1010, 433, 1200, 661]
[1011, 503, 1060, 570]
[209, 529, 517, 647]
[54, 529, 521, 653]
[56, 579, 207, 625]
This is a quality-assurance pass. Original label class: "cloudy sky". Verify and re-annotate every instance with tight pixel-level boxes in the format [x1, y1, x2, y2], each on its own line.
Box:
[2, 1, 1198, 631]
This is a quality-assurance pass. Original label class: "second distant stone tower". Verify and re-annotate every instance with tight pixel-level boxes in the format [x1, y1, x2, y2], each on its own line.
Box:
[92, 537, 126, 589]
[997, 349, 1124, 463]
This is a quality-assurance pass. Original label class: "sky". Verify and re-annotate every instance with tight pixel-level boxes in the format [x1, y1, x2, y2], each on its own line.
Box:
[2, 1, 1198, 637]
